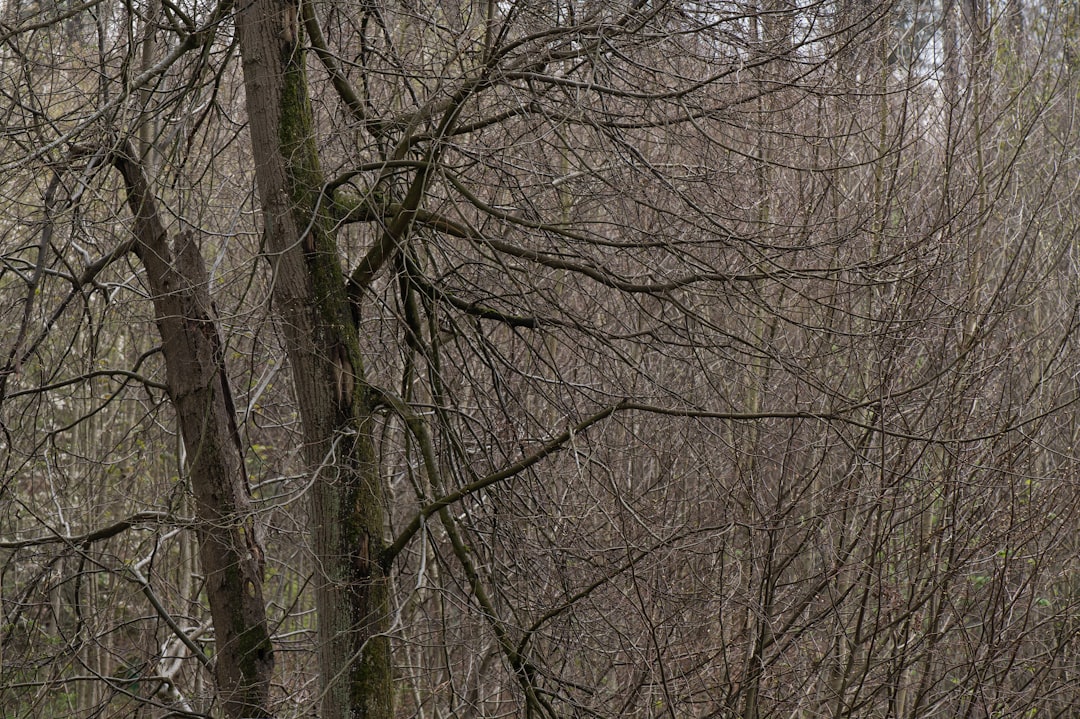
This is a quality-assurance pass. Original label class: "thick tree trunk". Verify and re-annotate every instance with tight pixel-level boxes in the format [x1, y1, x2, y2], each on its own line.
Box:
[114, 148, 275, 719]
[234, 2, 393, 717]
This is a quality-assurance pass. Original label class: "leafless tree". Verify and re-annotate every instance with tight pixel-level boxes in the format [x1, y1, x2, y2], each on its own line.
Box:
[6, 1, 1080, 718]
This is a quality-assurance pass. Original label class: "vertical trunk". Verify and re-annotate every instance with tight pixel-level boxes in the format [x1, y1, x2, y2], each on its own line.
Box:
[113, 149, 274, 719]
[234, 2, 393, 717]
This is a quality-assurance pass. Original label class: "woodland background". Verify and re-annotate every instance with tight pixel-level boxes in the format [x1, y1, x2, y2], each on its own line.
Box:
[3, 0, 1080, 717]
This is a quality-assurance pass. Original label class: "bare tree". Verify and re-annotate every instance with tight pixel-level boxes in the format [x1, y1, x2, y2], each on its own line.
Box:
[113, 143, 275, 718]
[8, 1, 1080, 718]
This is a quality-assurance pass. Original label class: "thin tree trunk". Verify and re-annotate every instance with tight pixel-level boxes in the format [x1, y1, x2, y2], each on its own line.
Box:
[112, 147, 275, 719]
[234, 2, 393, 717]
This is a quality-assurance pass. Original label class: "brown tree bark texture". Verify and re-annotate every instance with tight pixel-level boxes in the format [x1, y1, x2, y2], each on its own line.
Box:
[114, 150, 275, 718]
[234, 2, 393, 718]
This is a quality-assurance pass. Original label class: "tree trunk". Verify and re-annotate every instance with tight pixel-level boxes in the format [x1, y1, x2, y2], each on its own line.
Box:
[113, 148, 275, 719]
[234, 2, 393, 717]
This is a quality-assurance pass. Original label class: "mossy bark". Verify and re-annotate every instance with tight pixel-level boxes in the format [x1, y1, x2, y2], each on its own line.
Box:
[235, 2, 393, 717]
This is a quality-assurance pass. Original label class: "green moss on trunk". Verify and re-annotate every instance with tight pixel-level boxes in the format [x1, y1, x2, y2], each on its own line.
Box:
[274, 17, 393, 719]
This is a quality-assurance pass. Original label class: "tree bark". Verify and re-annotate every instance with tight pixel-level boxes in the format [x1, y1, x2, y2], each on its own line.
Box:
[113, 147, 275, 719]
[234, 2, 393, 717]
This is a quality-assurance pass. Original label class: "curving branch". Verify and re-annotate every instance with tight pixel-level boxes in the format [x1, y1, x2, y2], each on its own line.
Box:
[0, 511, 179, 550]
[382, 401, 625, 567]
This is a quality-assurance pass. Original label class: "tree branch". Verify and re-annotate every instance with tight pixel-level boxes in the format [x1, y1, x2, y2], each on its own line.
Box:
[0, 511, 180, 549]
[381, 401, 625, 567]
